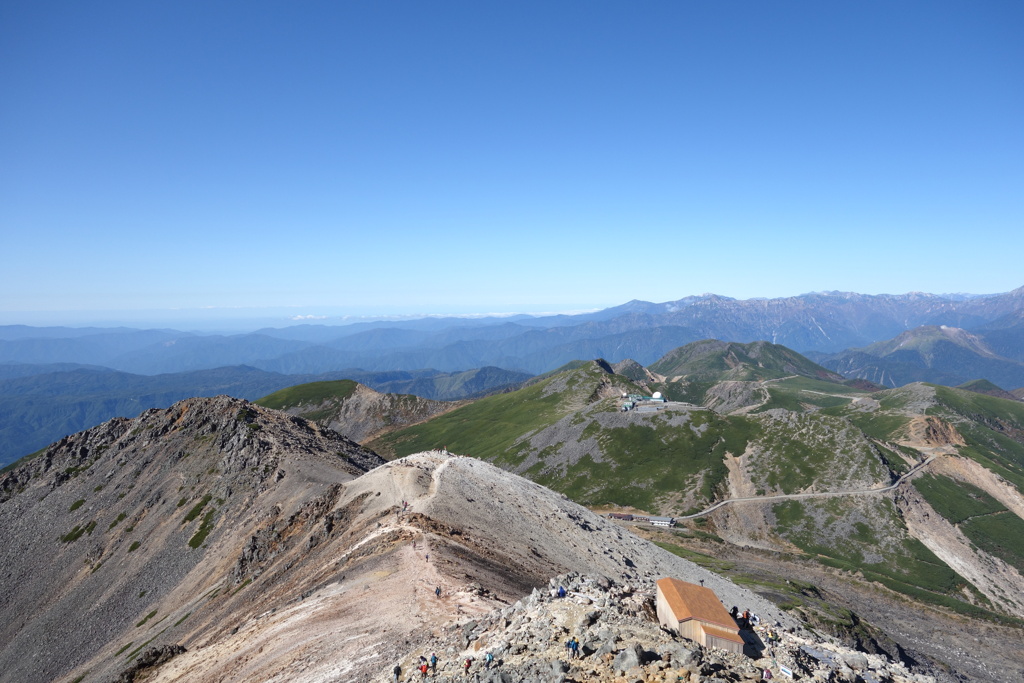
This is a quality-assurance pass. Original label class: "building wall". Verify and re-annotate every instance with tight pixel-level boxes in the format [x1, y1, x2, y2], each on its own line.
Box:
[678, 619, 705, 646]
[655, 591, 680, 632]
[707, 633, 743, 655]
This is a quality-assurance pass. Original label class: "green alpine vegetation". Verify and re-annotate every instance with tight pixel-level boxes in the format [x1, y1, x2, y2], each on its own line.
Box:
[649, 339, 845, 383]
[370, 340, 1024, 622]
[256, 380, 359, 412]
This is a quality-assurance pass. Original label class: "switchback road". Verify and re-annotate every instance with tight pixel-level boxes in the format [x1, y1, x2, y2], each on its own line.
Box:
[677, 454, 938, 520]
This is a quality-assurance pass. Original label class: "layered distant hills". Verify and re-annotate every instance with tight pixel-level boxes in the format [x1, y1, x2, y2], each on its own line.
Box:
[3, 287, 1022, 376]
[3, 286, 1023, 466]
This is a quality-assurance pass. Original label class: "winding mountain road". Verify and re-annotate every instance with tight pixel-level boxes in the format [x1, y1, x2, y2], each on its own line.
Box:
[677, 454, 938, 520]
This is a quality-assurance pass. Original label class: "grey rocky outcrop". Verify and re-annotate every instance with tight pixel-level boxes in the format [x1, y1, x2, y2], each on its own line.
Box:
[376, 572, 933, 683]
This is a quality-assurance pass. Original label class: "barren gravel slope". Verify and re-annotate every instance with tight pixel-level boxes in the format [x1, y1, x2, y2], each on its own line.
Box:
[118, 452, 797, 683]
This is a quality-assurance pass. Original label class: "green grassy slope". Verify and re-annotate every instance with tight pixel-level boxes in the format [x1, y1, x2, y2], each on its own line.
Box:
[928, 386, 1024, 489]
[650, 339, 844, 383]
[370, 360, 892, 513]
[367, 361, 629, 460]
[370, 356, 1024, 622]
[255, 379, 359, 410]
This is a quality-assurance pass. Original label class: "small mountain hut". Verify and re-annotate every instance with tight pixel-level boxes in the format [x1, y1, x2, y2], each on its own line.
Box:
[655, 577, 744, 654]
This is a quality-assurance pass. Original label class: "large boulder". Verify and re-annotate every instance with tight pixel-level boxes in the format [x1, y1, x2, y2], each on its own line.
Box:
[613, 642, 644, 674]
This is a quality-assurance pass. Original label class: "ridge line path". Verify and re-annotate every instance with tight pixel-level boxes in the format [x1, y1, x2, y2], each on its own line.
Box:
[729, 375, 798, 415]
[677, 453, 939, 520]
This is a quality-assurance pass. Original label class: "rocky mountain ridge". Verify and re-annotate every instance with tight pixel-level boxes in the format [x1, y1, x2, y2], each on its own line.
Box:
[0, 396, 384, 682]
[1, 401, 823, 683]
[1, 392, 1020, 681]
[0, 364, 527, 468]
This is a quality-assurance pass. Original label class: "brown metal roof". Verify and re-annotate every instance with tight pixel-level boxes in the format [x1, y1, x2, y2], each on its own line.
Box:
[656, 577, 740, 633]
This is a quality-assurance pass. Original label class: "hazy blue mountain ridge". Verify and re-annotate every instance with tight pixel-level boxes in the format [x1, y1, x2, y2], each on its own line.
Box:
[0, 329, 191, 366]
[3, 287, 1023, 377]
[814, 326, 1024, 390]
[0, 364, 529, 467]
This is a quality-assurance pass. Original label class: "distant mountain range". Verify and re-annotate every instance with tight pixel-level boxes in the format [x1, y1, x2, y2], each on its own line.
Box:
[2, 286, 1023, 465]
[3, 287, 1022, 377]
[810, 324, 1024, 390]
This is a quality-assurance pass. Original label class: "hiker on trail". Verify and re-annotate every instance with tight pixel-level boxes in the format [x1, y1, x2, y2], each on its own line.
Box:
[392, 664, 401, 683]
[484, 652, 494, 669]
[572, 637, 580, 659]
[435, 586, 441, 597]
[420, 662, 429, 679]
[557, 585, 566, 598]
[464, 657, 472, 674]
[565, 637, 573, 656]
[430, 653, 438, 672]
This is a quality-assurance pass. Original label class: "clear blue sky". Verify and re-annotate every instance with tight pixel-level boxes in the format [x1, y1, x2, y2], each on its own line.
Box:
[2, 1, 1022, 326]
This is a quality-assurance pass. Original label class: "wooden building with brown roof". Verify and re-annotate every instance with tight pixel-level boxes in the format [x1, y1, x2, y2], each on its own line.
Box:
[655, 577, 744, 654]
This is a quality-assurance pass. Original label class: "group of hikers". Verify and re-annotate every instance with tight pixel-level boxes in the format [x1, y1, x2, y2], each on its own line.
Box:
[393, 653, 438, 681]
[563, 636, 581, 659]
[729, 605, 784, 680]
[729, 606, 761, 630]
[730, 606, 781, 646]
[393, 652, 496, 681]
